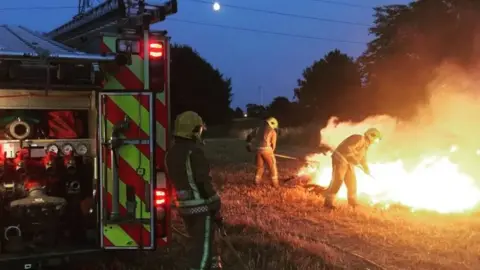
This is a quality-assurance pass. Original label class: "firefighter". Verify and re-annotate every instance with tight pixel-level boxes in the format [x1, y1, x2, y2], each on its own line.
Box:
[165, 111, 223, 270]
[324, 128, 382, 209]
[246, 117, 279, 187]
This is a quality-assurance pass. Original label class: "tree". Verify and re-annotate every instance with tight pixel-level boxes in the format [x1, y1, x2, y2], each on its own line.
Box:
[267, 96, 294, 126]
[170, 44, 233, 125]
[294, 49, 362, 122]
[246, 104, 266, 118]
[233, 107, 244, 118]
[360, 0, 480, 118]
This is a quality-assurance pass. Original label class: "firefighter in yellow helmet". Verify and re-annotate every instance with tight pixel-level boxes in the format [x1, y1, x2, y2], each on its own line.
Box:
[165, 111, 223, 269]
[324, 128, 382, 210]
[246, 117, 279, 187]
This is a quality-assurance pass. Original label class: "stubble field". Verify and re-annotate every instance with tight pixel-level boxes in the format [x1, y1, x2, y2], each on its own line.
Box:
[88, 138, 480, 270]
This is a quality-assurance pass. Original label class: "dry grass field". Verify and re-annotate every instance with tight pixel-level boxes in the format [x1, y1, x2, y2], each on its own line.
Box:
[87, 137, 480, 270]
[199, 138, 480, 270]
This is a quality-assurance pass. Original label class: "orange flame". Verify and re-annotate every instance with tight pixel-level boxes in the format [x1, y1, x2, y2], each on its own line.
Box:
[297, 63, 480, 213]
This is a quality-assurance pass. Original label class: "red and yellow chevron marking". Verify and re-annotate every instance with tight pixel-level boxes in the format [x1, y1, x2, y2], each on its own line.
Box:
[99, 36, 169, 248]
[100, 94, 153, 248]
[101, 37, 168, 171]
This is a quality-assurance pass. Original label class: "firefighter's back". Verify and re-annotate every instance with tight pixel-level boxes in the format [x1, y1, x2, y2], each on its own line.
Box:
[334, 134, 366, 164]
[166, 138, 199, 191]
[253, 124, 275, 150]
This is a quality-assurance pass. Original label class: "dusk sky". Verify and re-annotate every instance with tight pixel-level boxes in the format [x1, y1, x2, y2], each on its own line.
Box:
[1, 0, 410, 109]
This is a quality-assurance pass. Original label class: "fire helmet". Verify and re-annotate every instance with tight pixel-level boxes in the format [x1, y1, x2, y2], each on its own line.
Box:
[173, 111, 206, 140]
[266, 117, 279, 129]
[364, 128, 382, 142]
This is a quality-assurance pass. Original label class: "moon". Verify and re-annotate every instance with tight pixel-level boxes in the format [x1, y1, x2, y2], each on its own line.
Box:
[213, 2, 221, 11]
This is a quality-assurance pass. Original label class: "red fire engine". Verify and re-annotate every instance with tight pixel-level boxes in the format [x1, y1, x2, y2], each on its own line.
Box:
[0, 0, 176, 269]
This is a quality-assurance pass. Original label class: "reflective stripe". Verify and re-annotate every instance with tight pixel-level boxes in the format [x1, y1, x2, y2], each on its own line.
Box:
[333, 151, 350, 163]
[176, 194, 220, 207]
[200, 215, 211, 269]
[109, 95, 150, 134]
[104, 119, 150, 219]
[186, 150, 201, 200]
[177, 205, 209, 215]
[211, 256, 222, 269]
[104, 225, 137, 247]
[119, 145, 151, 182]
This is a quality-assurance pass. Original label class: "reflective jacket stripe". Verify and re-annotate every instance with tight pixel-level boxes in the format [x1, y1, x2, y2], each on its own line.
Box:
[176, 193, 220, 207]
[186, 150, 202, 200]
[177, 205, 210, 215]
[175, 150, 220, 211]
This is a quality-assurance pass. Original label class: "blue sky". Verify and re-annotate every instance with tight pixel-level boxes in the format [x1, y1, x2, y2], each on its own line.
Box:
[1, 0, 410, 109]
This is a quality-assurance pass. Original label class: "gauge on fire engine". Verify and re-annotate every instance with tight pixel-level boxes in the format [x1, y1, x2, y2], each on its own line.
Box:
[46, 144, 59, 154]
[76, 144, 88, 156]
[61, 143, 74, 155]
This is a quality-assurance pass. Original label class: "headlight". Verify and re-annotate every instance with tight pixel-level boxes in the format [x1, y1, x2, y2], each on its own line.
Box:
[46, 144, 59, 154]
[61, 143, 74, 155]
[76, 144, 88, 156]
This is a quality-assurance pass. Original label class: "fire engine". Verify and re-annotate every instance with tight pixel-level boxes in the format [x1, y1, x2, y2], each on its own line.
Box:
[0, 0, 176, 269]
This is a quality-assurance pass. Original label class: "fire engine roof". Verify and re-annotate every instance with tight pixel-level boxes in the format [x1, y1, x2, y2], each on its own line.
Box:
[0, 25, 115, 62]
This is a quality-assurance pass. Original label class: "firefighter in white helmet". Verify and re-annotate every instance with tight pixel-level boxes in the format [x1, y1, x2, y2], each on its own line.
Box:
[165, 111, 223, 269]
[324, 128, 382, 210]
[246, 117, 279, 187]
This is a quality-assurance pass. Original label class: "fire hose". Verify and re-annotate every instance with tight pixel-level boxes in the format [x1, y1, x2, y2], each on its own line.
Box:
[275, 153, 378, 180]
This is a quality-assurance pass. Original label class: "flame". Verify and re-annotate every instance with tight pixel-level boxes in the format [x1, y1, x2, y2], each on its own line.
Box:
[297, 63, 480, 214]
[298, 153, 480, 213]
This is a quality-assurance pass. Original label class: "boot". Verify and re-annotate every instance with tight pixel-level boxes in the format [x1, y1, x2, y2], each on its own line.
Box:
[323, 198, 336, 210]
[348, 197, 358, 209]
[271, 178, 279, 188]
[254, 176, 262, 185]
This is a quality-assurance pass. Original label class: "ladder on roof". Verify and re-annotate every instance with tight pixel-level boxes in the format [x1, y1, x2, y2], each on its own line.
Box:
[47, 0, 177, 45]
[78, 0, 95, 15]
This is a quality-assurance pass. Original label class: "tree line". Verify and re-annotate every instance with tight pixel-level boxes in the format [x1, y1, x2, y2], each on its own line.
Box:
[170, 0, 480, 128]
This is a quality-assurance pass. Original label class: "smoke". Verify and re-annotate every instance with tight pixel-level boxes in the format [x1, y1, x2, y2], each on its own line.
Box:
[319, 61, 480, 169]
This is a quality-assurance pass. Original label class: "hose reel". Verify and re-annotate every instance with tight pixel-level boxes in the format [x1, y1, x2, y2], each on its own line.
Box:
[5, 118, 32, 140]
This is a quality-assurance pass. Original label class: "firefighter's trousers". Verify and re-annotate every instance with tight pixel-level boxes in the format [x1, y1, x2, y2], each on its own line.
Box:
[182, 213, 222, 269]
[324, 157, 357, 206]
[254, 149, 279, 186]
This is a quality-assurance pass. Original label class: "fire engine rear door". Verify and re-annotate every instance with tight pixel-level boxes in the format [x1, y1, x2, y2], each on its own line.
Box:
[98, 91, 156, 250]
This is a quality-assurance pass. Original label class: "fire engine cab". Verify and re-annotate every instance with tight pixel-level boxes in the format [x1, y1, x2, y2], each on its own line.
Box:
[0, 0, 176, 269]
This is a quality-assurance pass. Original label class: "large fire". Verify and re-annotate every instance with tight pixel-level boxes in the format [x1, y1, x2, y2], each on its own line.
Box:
[297, 64, 480, 214]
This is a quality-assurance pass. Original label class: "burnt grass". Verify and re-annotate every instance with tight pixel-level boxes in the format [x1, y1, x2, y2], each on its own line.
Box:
[83, 139, 480, 270]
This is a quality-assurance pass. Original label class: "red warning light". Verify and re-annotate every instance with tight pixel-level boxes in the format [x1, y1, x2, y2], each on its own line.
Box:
[150, 42, 163, 58]
[154, 189, 166, 206]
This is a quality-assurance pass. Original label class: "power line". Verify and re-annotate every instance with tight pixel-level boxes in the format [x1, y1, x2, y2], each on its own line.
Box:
[0, 6, 75, 11]
[184, 0, 371, 27]
[168, 18, 366, 44]
[0, 5, 369, 45]
[307, 0, 374, 9]
[0, 3, 373, 28]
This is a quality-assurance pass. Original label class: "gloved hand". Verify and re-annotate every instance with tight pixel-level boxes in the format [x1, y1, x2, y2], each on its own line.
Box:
[363, 166, 371, 176]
